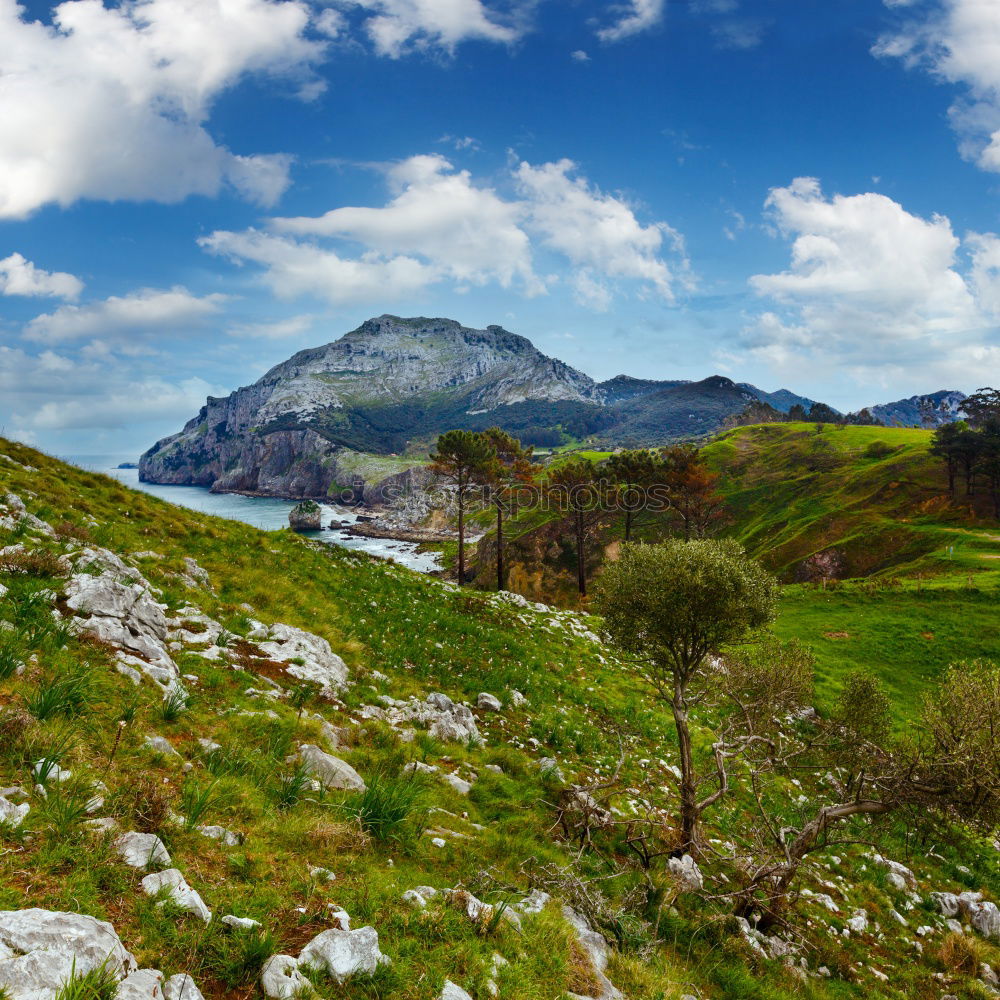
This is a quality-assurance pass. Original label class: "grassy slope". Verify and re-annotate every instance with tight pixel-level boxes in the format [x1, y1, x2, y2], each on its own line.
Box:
[1, 438, 999, 1000]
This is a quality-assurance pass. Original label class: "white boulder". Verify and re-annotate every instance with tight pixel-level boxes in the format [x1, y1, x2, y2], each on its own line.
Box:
[298, 745, 365, 791]
[0, 908, 137, 999]
[257, 624, 349, 692]
[261, 954, 312, 999]
[140, 870, 211, 923]
[115, 832, 171, 869]
[163, 973, 205, 1000]
[298, 925, 390, 982]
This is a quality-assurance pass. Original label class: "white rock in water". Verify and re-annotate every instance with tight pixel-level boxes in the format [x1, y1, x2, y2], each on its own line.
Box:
[298, 925, 390, 982]
[0, 908, 137, 998]
[261, 954, 311, 999]
[163, 973, 206, 1000]
[257, 624, 349, 691]
[298, 744, 365, 791]
[115, 831, 171, 869]
[140, 869, 212, 923]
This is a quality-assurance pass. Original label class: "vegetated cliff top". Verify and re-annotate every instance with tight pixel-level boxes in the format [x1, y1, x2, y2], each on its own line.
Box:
[2, 436, 999, 999]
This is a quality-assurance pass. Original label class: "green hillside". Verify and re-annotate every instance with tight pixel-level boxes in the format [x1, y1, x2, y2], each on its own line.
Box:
[703, 422, 998, 582]
[1, 437, 999, 1000]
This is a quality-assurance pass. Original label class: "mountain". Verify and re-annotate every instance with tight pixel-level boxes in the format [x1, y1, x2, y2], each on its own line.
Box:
[862, 389, 967, 428]
[738, 383, 828, 414]
[140, 315, 833, 499]
[594, 375, 759, 446]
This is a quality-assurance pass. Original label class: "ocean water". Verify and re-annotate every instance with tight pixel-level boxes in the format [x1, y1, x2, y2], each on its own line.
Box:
[63, 456, 441, 574]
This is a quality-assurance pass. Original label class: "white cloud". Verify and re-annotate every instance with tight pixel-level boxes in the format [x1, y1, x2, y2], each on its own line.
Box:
[874, 0, 1000, 172]
[273, 154, 541, 292]
[0, 0, 325, 218]
[0, 345, 222, 434]
[736, 177, 1000, 396]
[0, 253, 83, 300]
[24, 287, 227, 344]
[516, 158, 689, 300]
[571, 49, 590, 61]
[200, 228, 436, 304]
[333, 0, 524, 57]
[202, 153, 689, 309]
[596, 0, 664, 43]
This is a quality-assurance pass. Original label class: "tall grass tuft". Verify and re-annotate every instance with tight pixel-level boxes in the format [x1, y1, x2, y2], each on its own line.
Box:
[26, 673, 89, 720]
[341, 769, 425, 842]
[271, 764, 311, 810]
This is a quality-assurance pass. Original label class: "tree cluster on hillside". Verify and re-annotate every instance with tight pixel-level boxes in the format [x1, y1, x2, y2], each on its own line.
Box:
[931, 388, 1000, 518]
[431, 430, 728, 596]
[591, 539, 1000, 924]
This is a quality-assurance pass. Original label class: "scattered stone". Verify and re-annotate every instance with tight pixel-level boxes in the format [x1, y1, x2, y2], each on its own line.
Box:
[116, 968, 165, 999]
[221, 915, 262, 931]
[140, 869, 212, 923]
[477, 693, 502, 712]
[847, 910, 868, 934]
[261, 954, 312, 999]
[258, 624, 348, 692]
[402, 886, 438, 908]
[197, 825, 242, 846]
[562, 906, 621, 1000]
[163, 973, 205, 1000]
[537, 758, 565, 782]
[873, 854, 917, 890]
[298, 924, 390, 982]
[442, 772, 473, 796]
[447, 889, 522, 932]
[515, 890, 551, 915]
[310, 866, 336, 883]
[509, 690, 527, 708]
[440, 981, 473, 1000]
[0, 797, 29, 829]
[115, 832, 171, 869]
[668, 854, 704, 893]
[0, 908, 137, 997]
[360, 693, 480, 744]
[144, 735, 182, 759]
[298, 744, 365, 791]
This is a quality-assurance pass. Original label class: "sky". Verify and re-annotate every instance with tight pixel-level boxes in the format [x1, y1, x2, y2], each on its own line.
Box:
[2, 0, 1000, 457]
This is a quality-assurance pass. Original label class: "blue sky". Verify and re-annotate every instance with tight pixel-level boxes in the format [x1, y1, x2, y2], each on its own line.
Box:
[2, 0, 1000, 456]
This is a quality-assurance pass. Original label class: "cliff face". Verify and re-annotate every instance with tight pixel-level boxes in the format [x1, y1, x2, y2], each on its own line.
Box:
[139, 315, 602, 499]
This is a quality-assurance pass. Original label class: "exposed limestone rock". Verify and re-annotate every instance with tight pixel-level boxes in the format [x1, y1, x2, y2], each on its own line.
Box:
[140, 869, 212, 923]
[440, 981, 473, 1000]
[163, 973, 205, 1000]
[477, 692, 502, 712]
[221, 915, 262, 931]
[446, 889, 522, 932]
[561, 905, 621, 1000]
[0, 908, 137, 998]
[298, 924, 390, 981]
[402, 886, 439, 909]
[257, 624, 349, 691]
[197, 824, 242, 846]
[360, 692, 480, 744]
[115, 831, 171, 869]
[668, 854, 704, 893]
[261, 954, 312, 999]
[0, 796, 29, 828]
[144, 735, 182, 759]
[116, 968, 164, 999]
[872, 854, 917, 891]
[297, 744, 365, 791]
[289, 501, 322, 532]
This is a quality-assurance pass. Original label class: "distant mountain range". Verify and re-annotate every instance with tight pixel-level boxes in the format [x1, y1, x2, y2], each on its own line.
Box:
[138, 315, 969, 499]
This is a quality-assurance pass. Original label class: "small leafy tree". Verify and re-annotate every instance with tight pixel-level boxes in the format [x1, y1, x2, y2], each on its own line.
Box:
[594, 539, 778, 851]
[430, 430, 495, 586]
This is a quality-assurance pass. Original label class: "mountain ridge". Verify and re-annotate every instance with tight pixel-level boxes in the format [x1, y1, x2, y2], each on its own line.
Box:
[139, 315, 966, 499]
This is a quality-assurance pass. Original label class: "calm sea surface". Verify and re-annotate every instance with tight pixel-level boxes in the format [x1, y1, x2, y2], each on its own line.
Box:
[62, 455, 441, 574]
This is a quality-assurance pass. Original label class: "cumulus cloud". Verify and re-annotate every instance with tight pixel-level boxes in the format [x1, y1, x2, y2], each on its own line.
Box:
[24, 287, 227, 344]
[874, 0, 1000, 172]
[735, 177, 1000, 395]
[227, 314, 319, 339]
[596, 0, 664, 43]
[332, 0, 525, 57]
[273, 154, 540, 292]
[202, 154, 688, 309]
[0, 253, 83, 300]
[0, 0, 325, 218]
[515, 158, 688, 300]
[200, 228, 436, 304]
